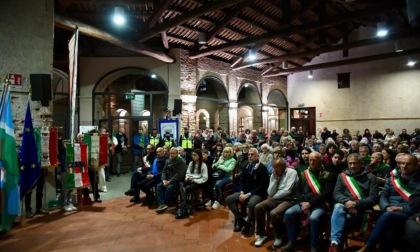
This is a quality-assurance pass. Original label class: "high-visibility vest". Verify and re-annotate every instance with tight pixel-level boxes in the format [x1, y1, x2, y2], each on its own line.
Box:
[164, 138, 173, 147]
[149, 134, 161, 147]
[181, 135, 193, 149]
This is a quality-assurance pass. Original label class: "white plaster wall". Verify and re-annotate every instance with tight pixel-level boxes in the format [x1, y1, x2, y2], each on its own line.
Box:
[288, 27, 420, 135]
[78, 49, 181, 125]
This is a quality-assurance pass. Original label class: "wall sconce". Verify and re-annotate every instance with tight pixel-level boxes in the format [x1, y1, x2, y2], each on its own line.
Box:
[308, 70, 313, 79]
[282, 61, 288, 69]
[377, 22, 388, 37]
[198, 32, 207, 45]
[395, 41, 404, 52]
[113, 7, 126, 25]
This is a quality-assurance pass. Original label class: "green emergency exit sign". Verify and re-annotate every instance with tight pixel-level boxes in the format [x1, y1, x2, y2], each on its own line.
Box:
[125, 93, 135, 100]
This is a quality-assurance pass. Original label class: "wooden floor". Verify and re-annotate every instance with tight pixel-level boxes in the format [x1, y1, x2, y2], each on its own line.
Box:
[0, 196, 366, 252]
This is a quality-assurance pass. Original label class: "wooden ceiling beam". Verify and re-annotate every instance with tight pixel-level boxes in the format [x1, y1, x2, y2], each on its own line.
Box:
[191, 0, 253, 51]
[139, 0, 250, 42]
[233, 31, 414, 70]
[148, 0, 173, 28]
[263, 47, 420, 77]
[189, 1, 405, 59]
[55, 13, 175, 63]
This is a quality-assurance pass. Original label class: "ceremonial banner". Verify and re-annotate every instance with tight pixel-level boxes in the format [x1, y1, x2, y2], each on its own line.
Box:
[40, 126, 50, 167]
[0, 86, 20, 232]
[99, 134, 109, 167]
[69, 28, 79, 144]
[49, 127, 58, 166]
[66, 143, 89, 189]
[90, 133, 100, 168]
[19, 102, 41, 200]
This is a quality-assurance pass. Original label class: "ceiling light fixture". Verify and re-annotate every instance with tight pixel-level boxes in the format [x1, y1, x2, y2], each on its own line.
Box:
[113, 7, 126, 26]
[407, 59, 417, 67]
[376, 22, 388, 37]
[248, 50, 256, 61]
[198, 32, 207, 45]
[308, 70, 313, 79]
[151, 74, 157, 78]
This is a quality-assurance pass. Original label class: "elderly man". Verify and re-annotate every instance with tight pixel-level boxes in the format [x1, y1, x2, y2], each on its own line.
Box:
[155, 147, 186, 213]
[124, 144, 155, 201]
[359, 145, 371, 166]
[358, 154, 420, 252]
[282, 152, 334, 252]
[328, 153, 378, 252]
[139, 147, 168, 206]
[225, 147, 269, 236]
[253, 158, 298, 248]
[367, 152, 390, 187]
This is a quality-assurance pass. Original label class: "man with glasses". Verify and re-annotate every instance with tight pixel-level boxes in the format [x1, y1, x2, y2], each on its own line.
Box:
[357, 154, 420, 252]
[225, 148, 269, 236]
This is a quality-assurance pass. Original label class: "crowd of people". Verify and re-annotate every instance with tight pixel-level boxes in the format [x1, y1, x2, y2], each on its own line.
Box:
[23, 124, 420, 251]
[122, 125, 420, 252]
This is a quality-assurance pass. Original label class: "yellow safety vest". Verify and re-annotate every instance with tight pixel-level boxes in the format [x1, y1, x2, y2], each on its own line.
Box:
[181, 135, 192, 149]
[149, 134, 160, 147]
[164, 138, 173, 147]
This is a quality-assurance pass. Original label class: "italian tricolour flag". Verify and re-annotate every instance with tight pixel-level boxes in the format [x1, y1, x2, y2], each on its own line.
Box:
[65, 143, 90, 189]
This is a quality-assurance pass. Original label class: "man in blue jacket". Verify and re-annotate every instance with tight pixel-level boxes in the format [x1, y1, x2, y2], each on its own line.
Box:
[357, 154, 420, 252]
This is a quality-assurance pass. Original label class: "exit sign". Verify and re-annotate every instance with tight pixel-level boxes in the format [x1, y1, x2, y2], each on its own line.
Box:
[125, 93, 135, 100]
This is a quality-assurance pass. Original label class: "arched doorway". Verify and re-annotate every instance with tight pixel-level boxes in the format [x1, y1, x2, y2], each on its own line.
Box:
[238, 83, 262, 131]
[92, 67, 168, 135]
[267, 89, 288, 131]
[196, 76, 229, 130]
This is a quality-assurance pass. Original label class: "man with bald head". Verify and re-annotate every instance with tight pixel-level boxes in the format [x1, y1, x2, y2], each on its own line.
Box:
[253, 157, 298, 248]
[358, 154, 420, 252]
[282, 152, 335, 252]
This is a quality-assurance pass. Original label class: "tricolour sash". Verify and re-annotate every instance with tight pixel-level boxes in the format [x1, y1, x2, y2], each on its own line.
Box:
[390, 168, 398, 177]
[391, 176, 412, 202]
[341, 173, 364, 200]
[304, 170, 321, 196]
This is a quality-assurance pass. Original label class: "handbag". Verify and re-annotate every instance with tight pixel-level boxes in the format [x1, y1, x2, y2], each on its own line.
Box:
[212, 169, 225, 178]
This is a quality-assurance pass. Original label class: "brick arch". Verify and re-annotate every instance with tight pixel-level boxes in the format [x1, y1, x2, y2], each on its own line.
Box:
[195, 109, 210, 128]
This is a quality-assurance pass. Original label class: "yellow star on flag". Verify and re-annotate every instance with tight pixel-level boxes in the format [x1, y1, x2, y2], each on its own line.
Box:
[31, 163, 36, 169]
[26, 127, 31, 133]
[21, 165, 25, 171]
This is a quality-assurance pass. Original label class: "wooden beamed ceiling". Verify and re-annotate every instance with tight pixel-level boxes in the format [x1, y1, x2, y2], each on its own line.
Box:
[55, 0, 417, 75]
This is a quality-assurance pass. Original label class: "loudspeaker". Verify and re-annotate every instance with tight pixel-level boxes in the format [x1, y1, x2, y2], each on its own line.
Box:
[173, 99, 182, 116]
[30, 74, 51, 106]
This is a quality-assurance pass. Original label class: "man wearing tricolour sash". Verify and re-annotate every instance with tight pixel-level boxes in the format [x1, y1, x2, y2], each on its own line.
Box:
[328, 153, 378, 252]
[282, 152, 335, 252]
[357, 154, 420, 252]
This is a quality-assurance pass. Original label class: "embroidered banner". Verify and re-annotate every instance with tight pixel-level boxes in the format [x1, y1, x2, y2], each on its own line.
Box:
[66, 143, 89, 189]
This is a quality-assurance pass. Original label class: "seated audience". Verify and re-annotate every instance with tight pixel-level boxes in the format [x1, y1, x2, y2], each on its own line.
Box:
[177, 149, 208, 219]
[254, 157, 298, 248]
[155, 147, 187, 213]
[226, 147, 269, 236]
[282, 152, 334, 252]
[358, 154, 420, 252]
[328, 153, 378, 252]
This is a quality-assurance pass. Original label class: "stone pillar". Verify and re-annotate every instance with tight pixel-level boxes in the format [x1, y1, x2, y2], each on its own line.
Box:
[262, 105, 269, 130]
[229, 102, 238, 135]
[181, 95, 197, 133]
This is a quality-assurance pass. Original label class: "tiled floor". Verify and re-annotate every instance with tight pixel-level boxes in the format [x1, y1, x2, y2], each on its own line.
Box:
[0, 195, 366, 252]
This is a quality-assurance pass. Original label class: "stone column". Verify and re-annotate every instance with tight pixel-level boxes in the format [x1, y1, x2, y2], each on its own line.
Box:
[262, 105, 269, 130]
[181, 95, 197, 133]
[229, 102, 238, 135]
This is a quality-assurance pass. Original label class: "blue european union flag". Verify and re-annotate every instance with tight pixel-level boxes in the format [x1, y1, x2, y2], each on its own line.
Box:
[19, 102, 40, 200]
